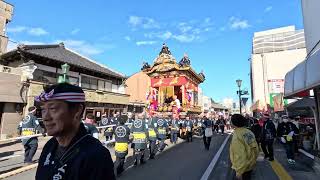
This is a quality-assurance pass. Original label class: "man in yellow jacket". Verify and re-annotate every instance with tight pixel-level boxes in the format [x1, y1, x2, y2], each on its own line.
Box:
[230, 114, 259, 180]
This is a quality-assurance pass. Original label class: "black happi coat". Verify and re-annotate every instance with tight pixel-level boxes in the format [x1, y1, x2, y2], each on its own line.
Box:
[36, 123, 115, 180]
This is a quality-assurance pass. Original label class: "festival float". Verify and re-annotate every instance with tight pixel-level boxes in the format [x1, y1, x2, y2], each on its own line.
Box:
[141, 44, 205, 117]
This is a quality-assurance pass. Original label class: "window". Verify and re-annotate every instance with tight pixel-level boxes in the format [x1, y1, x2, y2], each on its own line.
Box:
[105, 81, 112, 91]
[81, 76, 90, 89]
[69, 76, 79, 86]
[81, 76, 98, 90]
[112, 84, 118, 93]
[33, 69, 57, 84]
[91, 78, 98, 89]
[98, 80, 105, 91]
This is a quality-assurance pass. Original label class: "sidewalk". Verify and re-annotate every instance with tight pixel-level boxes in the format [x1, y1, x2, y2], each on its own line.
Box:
[252, 141, 320, 180]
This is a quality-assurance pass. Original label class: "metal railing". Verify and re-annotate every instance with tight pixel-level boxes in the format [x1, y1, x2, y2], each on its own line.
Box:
[0, 123, 132, 143]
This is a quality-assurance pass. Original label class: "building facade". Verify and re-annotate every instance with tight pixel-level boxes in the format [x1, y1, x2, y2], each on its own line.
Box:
[0, 43, 129, 137]
[284, 0, 320, 151]
[250, 26, 307, 112]
[202, 95, 212, 113]
[125, 71, 151, 113]
[0, 0, 13, 54]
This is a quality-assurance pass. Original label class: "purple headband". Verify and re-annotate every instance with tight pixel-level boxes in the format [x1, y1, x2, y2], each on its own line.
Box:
[35, 89, 85, 103]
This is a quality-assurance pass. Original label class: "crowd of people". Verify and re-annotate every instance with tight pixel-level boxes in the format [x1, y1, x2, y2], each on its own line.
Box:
[18, 82, 235, 179]
[17, 82, 310, 180]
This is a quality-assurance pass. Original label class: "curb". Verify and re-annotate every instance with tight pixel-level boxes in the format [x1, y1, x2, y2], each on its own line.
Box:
[0, 163, 38, 179]
[298, 148, 320, 163]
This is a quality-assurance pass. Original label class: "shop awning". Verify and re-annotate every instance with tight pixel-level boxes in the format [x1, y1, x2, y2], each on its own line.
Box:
[286, 98, 315, 109]
[284, 49, 320, 98]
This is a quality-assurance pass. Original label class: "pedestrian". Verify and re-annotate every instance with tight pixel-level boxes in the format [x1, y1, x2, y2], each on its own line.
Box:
[35, 83, 115, 180]
[230, 114, 259, 180]
[114, 114, 130, 176]
[202, 116, 213, 150]
[148, 116, 158, 159]
[261, 113, 276, 161]
[157, 114, 169, 151]
[250, 119, 262, 148]
[185, 116, 193, 142]
[132, 113, 148, 165]
[127, 113, 134, 129]
[18, 106, 44, 164]
[84, 113, 99, 139]
[214, 116, 219, 133]
[217, 115, 226, 135]
[171, 116, 179, 144]
[226, 117, 231, 131]
[104, 115, 114, 141]
[277, 115, 299, 164]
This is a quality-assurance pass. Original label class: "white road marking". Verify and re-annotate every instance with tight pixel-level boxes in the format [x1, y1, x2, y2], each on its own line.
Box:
[0, 154, 22, 161]
[298, 148, 315, 159]
[200, 134, 231, 180]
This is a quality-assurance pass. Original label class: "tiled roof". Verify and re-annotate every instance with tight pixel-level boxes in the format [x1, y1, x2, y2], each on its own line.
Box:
[1, 44, 125, 79]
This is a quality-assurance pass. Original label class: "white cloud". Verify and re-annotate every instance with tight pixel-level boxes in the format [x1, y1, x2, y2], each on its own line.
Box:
[172, 34, 199, 43]
[6, 26, 49, 36]
[20, 41, 45, 45]
[229, 16, 251, 30]
[129, 16, 143, 26]
[136, 41, 157, 46]
[6, 40, 45, 51]
[6, 26, 27, 33]
[28, 28, 49, 36]
[178, 23, 193, 33]
[71, 28, 80, 35]
[145, 31, 172, 40]
[159, 31, 172, 40]
[264, 6, 273, 12]
[55, 39, 105, 55]
[6, 41, 18, 51]
[124, 36, 131, 41]
[128, 16, 160, 29]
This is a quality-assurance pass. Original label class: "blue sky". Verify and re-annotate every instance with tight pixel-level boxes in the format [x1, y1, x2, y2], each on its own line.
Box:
[5, 0, 303, 103]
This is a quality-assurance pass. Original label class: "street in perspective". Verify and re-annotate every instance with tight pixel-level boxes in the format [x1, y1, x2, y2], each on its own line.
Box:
[0, 0, 320, 180]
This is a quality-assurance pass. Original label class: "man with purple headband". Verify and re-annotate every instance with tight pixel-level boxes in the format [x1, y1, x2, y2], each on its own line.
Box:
[35, 83, 115, 180]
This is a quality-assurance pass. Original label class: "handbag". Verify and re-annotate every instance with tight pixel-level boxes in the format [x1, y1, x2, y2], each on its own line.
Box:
[205, 128, 213, 137]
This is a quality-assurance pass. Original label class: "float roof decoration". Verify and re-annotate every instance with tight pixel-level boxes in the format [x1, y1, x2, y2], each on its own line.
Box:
[142, 43, 205, 83]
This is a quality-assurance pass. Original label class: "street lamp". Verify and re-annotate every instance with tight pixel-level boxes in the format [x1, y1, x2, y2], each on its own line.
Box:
[236, 79, 242, 114]
[236, 79, 248, 114]
[58, 63, 70, 83]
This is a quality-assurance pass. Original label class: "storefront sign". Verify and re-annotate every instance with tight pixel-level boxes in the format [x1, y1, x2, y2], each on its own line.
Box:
[268, 79, 284, 94]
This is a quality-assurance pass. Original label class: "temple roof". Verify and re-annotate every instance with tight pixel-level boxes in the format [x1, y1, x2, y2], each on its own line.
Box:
[142, 44, 205, 83]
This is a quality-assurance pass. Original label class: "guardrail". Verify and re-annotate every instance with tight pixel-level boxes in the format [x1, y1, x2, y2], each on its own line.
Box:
[0, 123, 132, 144]
[0, 134, 45, 143]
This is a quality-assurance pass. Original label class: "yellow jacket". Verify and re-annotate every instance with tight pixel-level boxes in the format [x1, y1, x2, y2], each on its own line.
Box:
[230, 127, 259, 176]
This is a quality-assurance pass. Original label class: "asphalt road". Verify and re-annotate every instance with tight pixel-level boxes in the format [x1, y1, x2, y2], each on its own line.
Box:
[119, 134, 228, 180]
[3, 134, 230, 180]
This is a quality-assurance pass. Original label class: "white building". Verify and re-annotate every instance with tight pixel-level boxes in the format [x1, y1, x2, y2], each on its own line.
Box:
[284, 0, 320, 150]
[202, 95, 212, 113]
[250, 26, 307, 111]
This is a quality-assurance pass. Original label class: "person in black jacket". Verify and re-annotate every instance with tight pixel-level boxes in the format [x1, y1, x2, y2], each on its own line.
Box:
[277, 115, 299, 164]
[35, 83, 115, 180]
[250, 119, 262, 147]
[261, 114, 276, 161]
[17, 106, 45, 164]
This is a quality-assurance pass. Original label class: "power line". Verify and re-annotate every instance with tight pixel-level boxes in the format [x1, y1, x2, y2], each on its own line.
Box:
[0, 34, 19, 44]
